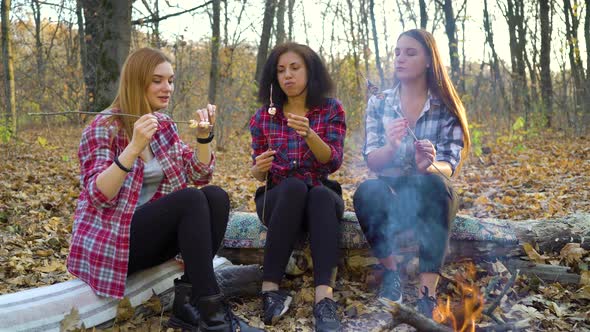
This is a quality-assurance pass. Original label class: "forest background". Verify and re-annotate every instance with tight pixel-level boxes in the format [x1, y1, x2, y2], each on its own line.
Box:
[0, 0, 589, 331]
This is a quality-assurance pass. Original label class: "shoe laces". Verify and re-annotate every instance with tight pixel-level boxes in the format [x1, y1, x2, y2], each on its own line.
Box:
[315, 299, 338, 321]
[382, 270, 401, 294]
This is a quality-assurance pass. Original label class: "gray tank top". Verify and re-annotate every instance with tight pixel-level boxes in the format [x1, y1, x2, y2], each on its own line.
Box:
[137, 157, 164, 207]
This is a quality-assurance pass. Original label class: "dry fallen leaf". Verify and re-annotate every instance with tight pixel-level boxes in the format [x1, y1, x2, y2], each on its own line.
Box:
[559, 243, 587, 265]
[142, 291, 162, 314]
[116, 297, 135, 322]
[573, 285, 590, 300]
[60, 307, 82, 332]
[522, 243, 550, 264]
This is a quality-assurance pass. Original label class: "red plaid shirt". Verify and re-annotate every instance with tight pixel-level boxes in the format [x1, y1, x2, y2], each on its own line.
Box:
[249, 98, 346, 186]
[67, 110, 215, 298]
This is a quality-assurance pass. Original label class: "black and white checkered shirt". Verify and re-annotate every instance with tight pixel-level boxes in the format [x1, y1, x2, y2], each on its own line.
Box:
[363, 85, 465, 176]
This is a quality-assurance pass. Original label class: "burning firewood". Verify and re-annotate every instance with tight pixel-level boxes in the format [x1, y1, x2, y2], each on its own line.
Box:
[384, 300, 453, 332]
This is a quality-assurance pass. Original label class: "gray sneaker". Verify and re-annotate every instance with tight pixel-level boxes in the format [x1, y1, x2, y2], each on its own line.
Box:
[377, 269, 403, 307]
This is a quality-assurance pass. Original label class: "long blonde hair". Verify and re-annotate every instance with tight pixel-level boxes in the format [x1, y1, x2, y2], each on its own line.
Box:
[395, 29, 471, 174]
[109, 47, 172, 139]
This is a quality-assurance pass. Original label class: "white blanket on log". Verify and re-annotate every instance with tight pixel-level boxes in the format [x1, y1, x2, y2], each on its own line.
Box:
[0, 256, 231, 332]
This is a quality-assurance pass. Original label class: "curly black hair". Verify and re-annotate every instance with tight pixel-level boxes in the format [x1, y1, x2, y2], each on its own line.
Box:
[258, 42, 334, 109]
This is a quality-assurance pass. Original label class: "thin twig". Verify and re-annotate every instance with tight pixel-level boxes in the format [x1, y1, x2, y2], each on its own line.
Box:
[262, 172, 269, 224]
[27, 111, 193, 124]
[476, 319, 530, 332]
[483, 269, 520, 318]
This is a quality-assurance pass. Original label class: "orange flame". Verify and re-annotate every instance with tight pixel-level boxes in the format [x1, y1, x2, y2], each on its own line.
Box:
[433, 263, 484, 332]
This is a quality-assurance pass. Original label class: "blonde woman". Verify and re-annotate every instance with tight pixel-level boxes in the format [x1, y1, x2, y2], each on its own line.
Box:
[353, 29, 471, 319]
[67, 48, 261, 332]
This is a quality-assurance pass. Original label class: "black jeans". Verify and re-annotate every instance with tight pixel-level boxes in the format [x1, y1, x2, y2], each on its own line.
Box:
[127, 186, 230, 299]
[353, 174, 458, 273]
[255, 177, 344, 287]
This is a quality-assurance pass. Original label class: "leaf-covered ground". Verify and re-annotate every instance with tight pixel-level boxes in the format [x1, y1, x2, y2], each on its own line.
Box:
[0, 125, 588, 331]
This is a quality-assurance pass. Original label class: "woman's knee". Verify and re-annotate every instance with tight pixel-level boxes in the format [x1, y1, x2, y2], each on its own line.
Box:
[176, 187, 208, 207]
[307, 185, 334, 203]
[353, 179, 390, 206]
[201, 185, 230, 207]
[416, 174, 448, 196]
[277, 177, 308, 199]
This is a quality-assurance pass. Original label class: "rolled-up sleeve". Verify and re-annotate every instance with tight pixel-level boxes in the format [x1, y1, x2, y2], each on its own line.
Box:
[363, 95, 385, 158]
[316, 100, 346, 174]
[435, 114, 464, 175]
[78, 125, 118, 209]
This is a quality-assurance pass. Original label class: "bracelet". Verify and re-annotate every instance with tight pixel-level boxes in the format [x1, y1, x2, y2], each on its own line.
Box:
[114, 156, 133, 172]
[197, 132, 214, 144]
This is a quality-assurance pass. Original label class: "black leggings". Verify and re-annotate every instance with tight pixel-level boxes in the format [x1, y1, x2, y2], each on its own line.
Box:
[255, 177, 344, 287]
[127, 186, 230, 299]
[353, 174, 458, 273]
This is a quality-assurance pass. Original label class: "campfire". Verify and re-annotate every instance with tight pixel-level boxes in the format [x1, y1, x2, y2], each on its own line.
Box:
[386, 262, 487, 332]
[433, 263, 485, 332]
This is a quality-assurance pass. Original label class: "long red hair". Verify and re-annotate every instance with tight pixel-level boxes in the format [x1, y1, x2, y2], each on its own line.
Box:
[395, 29, 471, 174]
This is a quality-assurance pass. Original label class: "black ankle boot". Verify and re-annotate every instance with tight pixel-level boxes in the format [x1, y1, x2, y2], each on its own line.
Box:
[198, 293, 264, 332]
[167, 278, 200, 331]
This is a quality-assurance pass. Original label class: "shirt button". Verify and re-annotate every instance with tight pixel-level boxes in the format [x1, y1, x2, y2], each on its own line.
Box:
[292, 160, 298, 167]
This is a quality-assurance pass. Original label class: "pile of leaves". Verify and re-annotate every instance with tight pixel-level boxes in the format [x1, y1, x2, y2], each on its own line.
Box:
[0, 125, 589, 331]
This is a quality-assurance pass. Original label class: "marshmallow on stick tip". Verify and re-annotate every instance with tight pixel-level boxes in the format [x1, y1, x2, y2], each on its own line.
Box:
[189, 119, 211, 128]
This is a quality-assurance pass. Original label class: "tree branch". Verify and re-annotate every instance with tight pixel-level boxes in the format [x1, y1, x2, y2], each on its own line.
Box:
[131, 1, 212, 25]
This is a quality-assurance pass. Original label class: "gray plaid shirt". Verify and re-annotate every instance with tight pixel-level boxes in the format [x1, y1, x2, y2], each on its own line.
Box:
[363, 85, 464, 176]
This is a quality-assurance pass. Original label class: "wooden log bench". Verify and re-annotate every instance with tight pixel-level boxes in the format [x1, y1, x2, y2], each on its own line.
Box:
[1, 212, 587, 331]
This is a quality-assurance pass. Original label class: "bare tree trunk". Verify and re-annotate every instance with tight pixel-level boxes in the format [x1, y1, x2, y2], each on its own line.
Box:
[419, 0, 428, 29]
[359, 0, 370, 77]
[586, 0, 590, 81]
[31, 0, 45, 91]
[1, 0, 17, 135]
[395, 0, 406, 30]
[436, 0, 461, 87]
[254, 0, 276, 84]
[76, 0, 87, 116]
[460, 1, 467, 93]
[539, 0, 553, 127]
[275, 0, 286, 45]
[499, 0, 528, 121]
[381, 1, 392, 88]
[483, 0, 507, 120]
[208, 0, 220, 104]
[515, 0, 530, 118]
[80, 0, 132, 112]
[563, 0, 586, 131]
[287, 0, 294, 41]
[345, 0, 360, 91]
[368, 0, 384, 88]
[141, 0, 161, 47]
[585, 0, 590, 131]
[525, 2, 540, 126]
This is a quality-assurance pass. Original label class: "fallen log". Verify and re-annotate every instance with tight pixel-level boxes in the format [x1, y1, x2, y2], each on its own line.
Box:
[220, 212, 589, 285]
[221, 212, 590, 265]
[505, 259, 580, 284]
[449, 213, 590, 260]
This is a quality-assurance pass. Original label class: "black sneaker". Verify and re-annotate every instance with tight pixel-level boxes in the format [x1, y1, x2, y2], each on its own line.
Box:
[416, 286, 437, 319]
[377, 269, 403, 307]
[261, 289, 292, 325]
[313, 298, 341, 332]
